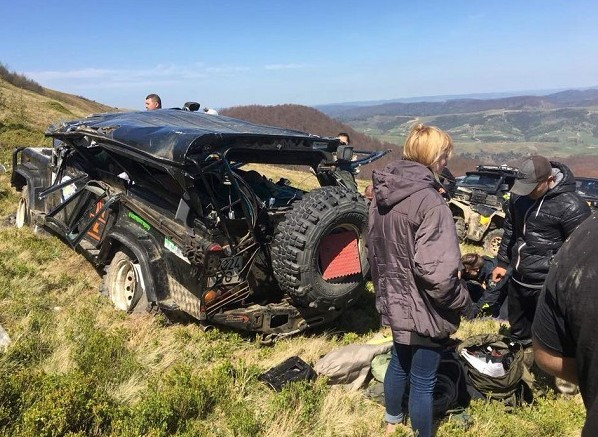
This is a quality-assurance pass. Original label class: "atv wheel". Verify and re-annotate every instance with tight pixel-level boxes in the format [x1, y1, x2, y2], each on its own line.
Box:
[483, 229, 504, 257]
[271, 186, 369, 309]
[454, 216, 466, 241]
[103, 250, 148, 313]
[15, 186, 30, 228]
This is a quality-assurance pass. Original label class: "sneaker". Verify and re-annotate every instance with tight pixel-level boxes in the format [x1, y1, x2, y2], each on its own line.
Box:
[555, 377, 579, 395]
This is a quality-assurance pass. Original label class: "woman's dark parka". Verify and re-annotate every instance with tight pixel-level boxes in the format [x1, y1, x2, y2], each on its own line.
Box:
[367, 160, 471, 344]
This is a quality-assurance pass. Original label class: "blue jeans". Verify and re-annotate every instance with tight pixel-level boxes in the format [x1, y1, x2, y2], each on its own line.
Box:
[384, 342, 442, 437]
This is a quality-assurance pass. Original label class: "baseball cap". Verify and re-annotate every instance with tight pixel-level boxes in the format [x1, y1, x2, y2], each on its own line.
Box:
[510, 155, 552, 196]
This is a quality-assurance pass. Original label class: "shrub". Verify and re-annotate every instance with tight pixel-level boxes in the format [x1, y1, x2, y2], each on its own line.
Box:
[20, 371, 116, 437]
[0, 63, 44, 94]
[0, 368, 31, 429]
[114, 364, 221, 435]
[45, 101, 73, 116]
[67, 310, 139, 383]
[0, 369, 117, 436]
[270, 378, 328, 430]
[224, 400, 263, 436]
[0, 334, 52, 369]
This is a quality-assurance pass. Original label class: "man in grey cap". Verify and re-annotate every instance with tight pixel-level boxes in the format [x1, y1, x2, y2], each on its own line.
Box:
[491, 155, 590, 352]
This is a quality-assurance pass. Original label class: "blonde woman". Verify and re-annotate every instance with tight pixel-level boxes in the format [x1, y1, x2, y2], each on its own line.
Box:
[367, 124, 471, 436]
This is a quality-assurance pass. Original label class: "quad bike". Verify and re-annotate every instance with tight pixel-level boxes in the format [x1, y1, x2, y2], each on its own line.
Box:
[449, 165, 519, 256]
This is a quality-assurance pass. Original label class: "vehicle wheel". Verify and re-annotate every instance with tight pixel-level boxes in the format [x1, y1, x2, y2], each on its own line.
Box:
[15, 186, 30, 228]
[102, 250, 148, 313]
[271, 186, 369, 310]
[483, 229, 504, 257]
[454, 216, 466, 241]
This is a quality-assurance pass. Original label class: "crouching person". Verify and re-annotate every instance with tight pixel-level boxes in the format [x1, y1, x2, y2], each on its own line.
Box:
[368, 124, 472, 437]
[461, 253, 509, 320]
[532, 214, 598, 437]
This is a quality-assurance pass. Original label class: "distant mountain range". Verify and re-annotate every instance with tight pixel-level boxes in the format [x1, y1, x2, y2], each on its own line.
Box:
[311, 88, 598, 169]
[217, 99, 598, 178]
[317, 88, 598, 120]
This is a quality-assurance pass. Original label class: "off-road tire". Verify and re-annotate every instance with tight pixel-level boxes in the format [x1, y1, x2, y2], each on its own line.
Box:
[15, 186, 30, 228]
[454, 216, 466, 241]
[483, 229, 504, 257]
[101, 250, 148, 313]
[271, 186, 369, 309]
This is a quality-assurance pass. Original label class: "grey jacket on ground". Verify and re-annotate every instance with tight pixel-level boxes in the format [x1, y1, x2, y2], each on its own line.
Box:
[367, 160, 471, 344]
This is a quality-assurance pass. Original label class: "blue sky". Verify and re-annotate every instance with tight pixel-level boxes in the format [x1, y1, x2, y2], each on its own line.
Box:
[1, 0, 597, 110]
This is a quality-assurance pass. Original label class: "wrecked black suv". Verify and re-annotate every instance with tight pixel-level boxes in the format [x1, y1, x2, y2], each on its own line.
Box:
[12, 109, 387, 339]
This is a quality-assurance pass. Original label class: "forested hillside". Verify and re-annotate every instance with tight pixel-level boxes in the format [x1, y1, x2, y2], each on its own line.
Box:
[221, 104, 393, 152]
[222, 104, 483, 177]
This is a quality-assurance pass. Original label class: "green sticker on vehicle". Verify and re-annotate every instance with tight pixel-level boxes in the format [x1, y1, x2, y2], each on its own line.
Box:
[164, 237, 190, 264]
[128, 211, 150, 231]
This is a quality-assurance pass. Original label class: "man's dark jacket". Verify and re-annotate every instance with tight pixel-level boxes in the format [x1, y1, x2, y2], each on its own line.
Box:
[497, 161, 591, 287]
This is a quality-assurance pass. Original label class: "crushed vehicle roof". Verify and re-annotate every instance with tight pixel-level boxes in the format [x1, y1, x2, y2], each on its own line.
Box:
[47, 109, 339, 165]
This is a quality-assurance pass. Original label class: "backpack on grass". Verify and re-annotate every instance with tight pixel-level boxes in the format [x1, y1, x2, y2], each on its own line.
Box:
[456, 334, 533, 407]
[369, 349, 471, 417]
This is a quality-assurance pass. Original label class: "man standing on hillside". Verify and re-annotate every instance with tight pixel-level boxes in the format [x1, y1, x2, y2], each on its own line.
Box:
[491, 155, 590, 355]
[532, 214, 598, 436]
[145, 94, 162, 110]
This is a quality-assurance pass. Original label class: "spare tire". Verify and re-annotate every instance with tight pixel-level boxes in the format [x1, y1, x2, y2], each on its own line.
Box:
[271, 186, 369, 309]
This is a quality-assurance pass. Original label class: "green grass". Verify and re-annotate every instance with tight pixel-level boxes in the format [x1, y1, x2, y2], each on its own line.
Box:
[44, 101, 74, 116]
[0, 202, 587, 436]
[0, 129, 586, 436]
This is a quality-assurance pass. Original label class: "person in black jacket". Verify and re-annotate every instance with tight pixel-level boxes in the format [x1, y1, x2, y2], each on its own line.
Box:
[461, 253, 509, 319]
[491, 155, 591, 347]
[532, 213, 598, 437]
[532, 214, 598, 437]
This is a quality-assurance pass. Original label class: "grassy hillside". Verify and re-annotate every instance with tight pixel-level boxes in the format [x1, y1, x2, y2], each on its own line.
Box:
[348, 107, 598, 157]
[324, 89, 598, 177]
[0, 78, 587, 436]
[0, 224, 585, 436]
[0, 76, 113, 162]
[337, 105, 598, 179]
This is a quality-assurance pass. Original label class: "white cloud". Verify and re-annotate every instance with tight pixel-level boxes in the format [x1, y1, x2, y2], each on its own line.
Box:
[264, 63, 309, 70]
[21, 61, 318, 108]
[205, 66, 251, 74]
[24, 62, 251, 84]
[27, 68, 119, 80]
[467, 13, 486, 20]
[72, 79, 182, 90]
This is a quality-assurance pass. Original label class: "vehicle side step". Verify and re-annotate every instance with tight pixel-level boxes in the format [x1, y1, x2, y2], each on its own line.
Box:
[78, 239, 100, 257]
